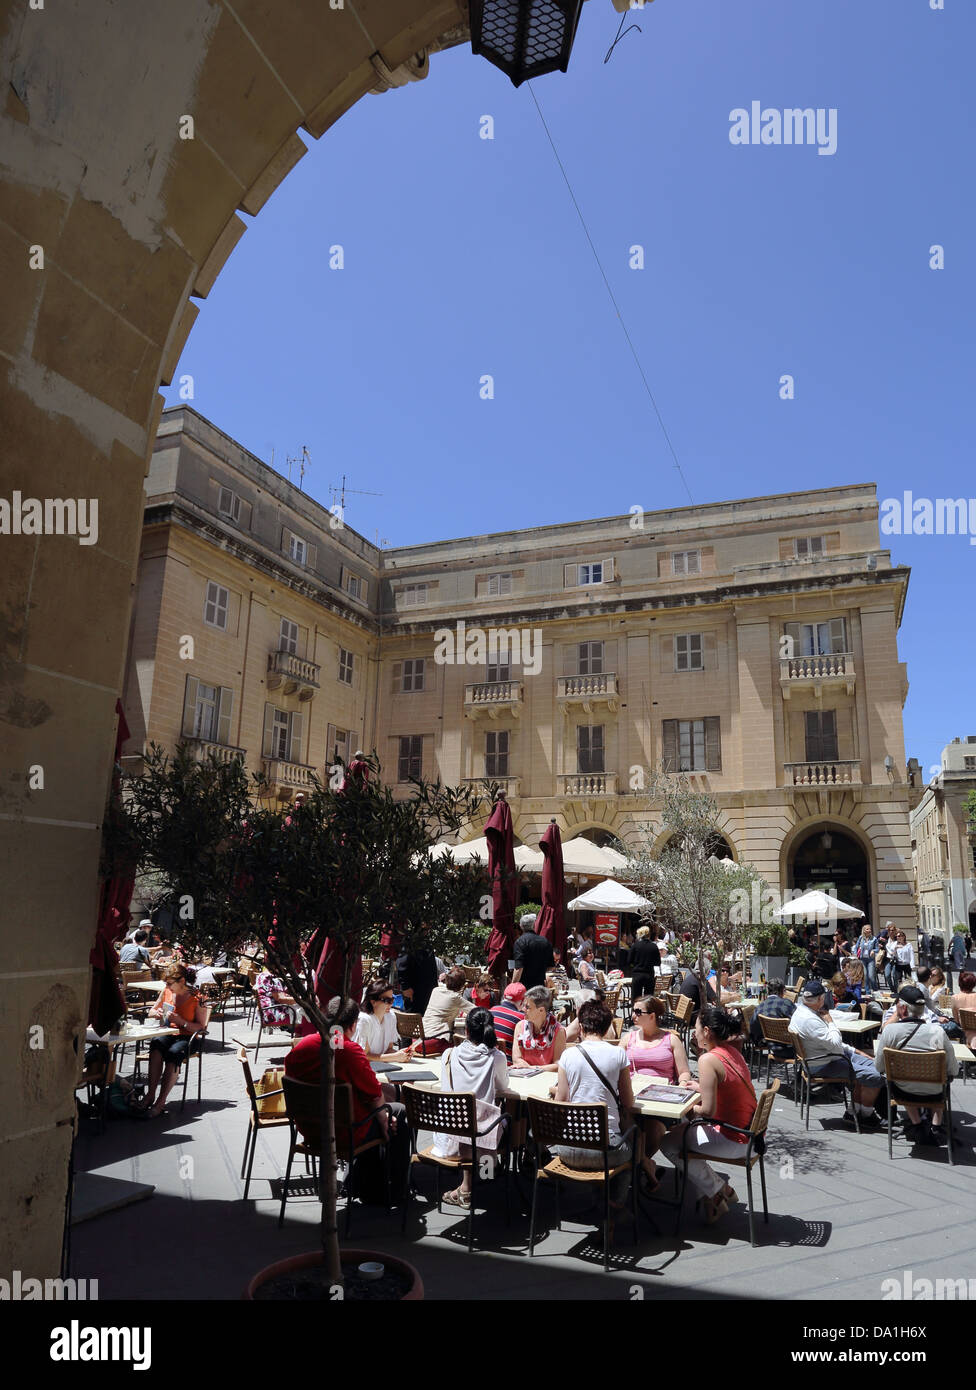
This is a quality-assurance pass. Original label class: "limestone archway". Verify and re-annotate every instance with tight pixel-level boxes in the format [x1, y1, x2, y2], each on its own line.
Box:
[779, 816, 877, 925]
[0, 0, 475, 1277]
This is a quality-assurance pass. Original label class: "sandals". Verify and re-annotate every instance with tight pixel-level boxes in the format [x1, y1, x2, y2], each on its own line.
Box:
[697, 1194, 729, 1226]
[442, 1187, 470, 1209]
[722, 1183, 739, 1205]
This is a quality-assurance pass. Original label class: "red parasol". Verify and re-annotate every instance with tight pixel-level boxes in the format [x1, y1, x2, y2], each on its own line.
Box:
[310, 750, 368, 1011]
[88, 701, 133, 1033]
[536, 817, 566, 956]
[484, 793, 517, 975]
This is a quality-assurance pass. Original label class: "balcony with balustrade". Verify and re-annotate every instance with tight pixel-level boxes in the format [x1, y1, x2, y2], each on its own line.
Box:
[186, 738, 245, 766]
[261, 758, 317, 797]
[558, 772, 618, 797]
[779, 652, 855, 699]
[266, 649, 320, 700]
[556, 672, 619, 713]
[462, 776, 521, 799]
[784, 760, 862, 787]
[463, 680, 523, 719]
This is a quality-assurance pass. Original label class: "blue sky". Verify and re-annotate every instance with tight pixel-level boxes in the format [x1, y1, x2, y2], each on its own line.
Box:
[164, 0, 974, 776]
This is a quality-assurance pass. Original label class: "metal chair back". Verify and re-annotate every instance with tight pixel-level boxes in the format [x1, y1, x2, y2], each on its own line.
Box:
[401, 1085, 477, 1143]
[525, 1096, 609, 1153]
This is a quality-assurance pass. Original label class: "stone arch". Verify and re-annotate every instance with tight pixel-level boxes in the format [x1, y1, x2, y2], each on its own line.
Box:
[779, 813, 877, 923]
[0, 0, 473, 1278]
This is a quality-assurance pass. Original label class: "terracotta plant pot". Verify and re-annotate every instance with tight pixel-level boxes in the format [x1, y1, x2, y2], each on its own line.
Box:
[245, 1249, 424, 1301]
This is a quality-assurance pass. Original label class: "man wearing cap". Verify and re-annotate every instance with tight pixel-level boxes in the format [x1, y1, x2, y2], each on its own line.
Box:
[789, 979, 886, 1129]
[513, 913, 554, 990]
[490, 983, 526, 1061]
[876, 986, 957, 1145]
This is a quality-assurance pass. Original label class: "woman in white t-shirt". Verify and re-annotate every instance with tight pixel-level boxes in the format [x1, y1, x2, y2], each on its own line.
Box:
[354, 979, 408, 1061]
[552, 998, 635, 1208]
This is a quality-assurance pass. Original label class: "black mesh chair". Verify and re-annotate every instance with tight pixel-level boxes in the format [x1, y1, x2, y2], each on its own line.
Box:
[400, 1085, 510, 1252]
[525, 1097, 638, 1274]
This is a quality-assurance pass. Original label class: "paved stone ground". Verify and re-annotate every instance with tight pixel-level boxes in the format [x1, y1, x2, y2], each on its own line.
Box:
[69, 1014, 976, 1301]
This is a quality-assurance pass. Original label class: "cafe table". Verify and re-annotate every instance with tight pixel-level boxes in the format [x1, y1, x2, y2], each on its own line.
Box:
[85, 1022, 179, 1087]
[831, 1013, 881, 1036]
[124, 980, 165, 994]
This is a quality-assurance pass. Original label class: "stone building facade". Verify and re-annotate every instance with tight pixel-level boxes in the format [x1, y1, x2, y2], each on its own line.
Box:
[125, 406, 917, 938]
[911, 737, 976, 944]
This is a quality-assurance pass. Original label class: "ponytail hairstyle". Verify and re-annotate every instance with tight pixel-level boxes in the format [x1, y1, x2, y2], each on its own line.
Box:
[698, 1004, 744, 1043]
[465, 1007, 498, 1051]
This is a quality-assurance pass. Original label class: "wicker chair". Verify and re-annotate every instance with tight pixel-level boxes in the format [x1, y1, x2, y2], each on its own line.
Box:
[394, 1010, 427, 1048]
[460, 965, 482, 986]
[883, 1047, 954, 1165]
[526, 1096, 638, 1274]
[278, 1077, 396, 1232]
[234, 1043, 290, 1200]
[957, 1010, 976, 1082]
[757, 1015, 798, 1099]
[677, 1080, 780, 1246]
[792, 1032, 858, 1131]
[602, 986, 621, 1017]
[400, 1084, 510, 1251]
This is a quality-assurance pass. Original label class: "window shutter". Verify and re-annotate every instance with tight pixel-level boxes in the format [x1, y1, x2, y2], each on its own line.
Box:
[705, 716, 722, 772]
[821, 709, 838, 760]
[699, 547, 713, 574]
[326, 723, 337, 767]
[825, 531, 841, 553]
[563, 562, 577, 588]
[805, 711, 822, 761]
[239, 500, 252, 530]
[359, 578, 368, 602]
[657, 554, 669, 579]
[603, 557, 614, 582]
[392, 661, 402, 693]
[263, 704, 276, 759]
[829, 617, 847, 653]
[306, 544, 318, 571]
[289, 710, 304, 765]
[217, 688, 233, 746]
[281, 525, 291, 553]
[779, 538, 793, 562]
[783, 622, 801, 659]
[181, 677, 199, 738]
[703, 632, 716, 669]
[662, 719, 678, 773]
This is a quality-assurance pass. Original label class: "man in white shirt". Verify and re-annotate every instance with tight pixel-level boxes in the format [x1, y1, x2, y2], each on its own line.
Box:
[788, 980, 885, 1129]
[876, 986, 957, 1146]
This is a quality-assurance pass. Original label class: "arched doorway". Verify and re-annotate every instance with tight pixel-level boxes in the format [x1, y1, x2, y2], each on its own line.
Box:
[788, 826, 872, 923]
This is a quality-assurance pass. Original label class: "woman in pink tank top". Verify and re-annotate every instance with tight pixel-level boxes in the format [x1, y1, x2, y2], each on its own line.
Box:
[626, 995, 694, 1190]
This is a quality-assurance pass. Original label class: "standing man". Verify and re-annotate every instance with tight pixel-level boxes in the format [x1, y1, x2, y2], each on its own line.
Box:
[854, 923, 879, 991]
[949, 926, 967, 991]
[788, 980, 885, 1129]
[513, 913, 554, 990]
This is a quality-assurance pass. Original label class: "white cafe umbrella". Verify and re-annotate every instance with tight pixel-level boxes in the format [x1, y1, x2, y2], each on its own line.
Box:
[566, 879, 653, 913]
[426, 836, 539, 869]
[560, 837, 626, 877]
[772, 889, 863, 922]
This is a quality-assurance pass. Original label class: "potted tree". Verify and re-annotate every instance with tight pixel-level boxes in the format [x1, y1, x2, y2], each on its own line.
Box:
[746, 923, 792, 985]
[122, 744, 488, 1301]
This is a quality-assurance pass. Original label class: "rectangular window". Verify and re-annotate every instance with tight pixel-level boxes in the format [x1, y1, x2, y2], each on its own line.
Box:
[271, 709, 290, 760]
[181, 678, 234, 746]
[263, 704, 303, 763]
[577, 725, 605, 775]
[204, 580, 229, 631]
[398, 735, 423, 782]
[394, 658, 426, 693]
[662, 716, 721, 772]
[785, 618, 847, 657]
[804, 709, 838, 762]
[794, 535, 825, 559]
[486, 659, 511, 683]
[487, 572, 512, 596]
[671, 550, 701, 576]
[338, 648, 354, 686]
[217, 486, 241, 523]
[194, 682, 219, 743]
[329, 726, 351, 767]
[578, 562, 603, 586]
[400, 584, 428, 607]
[674, 633, 703, 671]
[577, 641, 604, 676]
[964, 756, 976, 771]
[345, 571, 366, 602]
[485, 729, 510, 778]
[279, 618, 299, 655]
[289, 535, 307, 566]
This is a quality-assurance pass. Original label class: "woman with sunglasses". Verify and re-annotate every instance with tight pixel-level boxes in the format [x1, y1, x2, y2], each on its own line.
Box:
[354, 977, 410, 1062]
[626, 995, 694, 1188]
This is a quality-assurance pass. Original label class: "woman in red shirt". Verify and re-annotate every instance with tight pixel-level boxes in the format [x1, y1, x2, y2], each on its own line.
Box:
[658, 1005, 756, 1225]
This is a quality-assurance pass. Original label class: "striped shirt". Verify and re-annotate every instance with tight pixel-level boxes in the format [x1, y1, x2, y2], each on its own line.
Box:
[489, 1003, 523, 1060]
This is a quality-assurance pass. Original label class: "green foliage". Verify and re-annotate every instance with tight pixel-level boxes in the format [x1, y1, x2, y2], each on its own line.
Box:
[963, 789, 976, 831]
[515, 902, 542, 924]
[747, 923, 794, 958]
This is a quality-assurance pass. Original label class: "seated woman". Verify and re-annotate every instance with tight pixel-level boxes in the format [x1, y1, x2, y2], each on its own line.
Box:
[255, 966, 299, 1031]
[135, 965, 209, 1118]
[951, 970, 976, 1046]
[829, 972, 859, 1011]
[438, 1008, 510, 1209]
[355, 978, 409, 1061]
[841, 959, 867, 1004]
[511, 986, 567, 1073]
[927, 966, 948, 1004]
[414, 967, 470, 1056]
[577, 946, 599, 996]
[659, 1005, 756, 1225]
[466, 973, 495, 1010]
[626, 995, 694, 1188]
[551, 999, 636, 1218]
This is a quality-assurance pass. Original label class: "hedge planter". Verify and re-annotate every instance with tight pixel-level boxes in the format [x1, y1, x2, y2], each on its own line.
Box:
[246, 1249, 424, 1302]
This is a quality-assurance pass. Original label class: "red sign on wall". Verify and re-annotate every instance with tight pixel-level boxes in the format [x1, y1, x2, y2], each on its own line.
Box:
[595, 913, 620, 946]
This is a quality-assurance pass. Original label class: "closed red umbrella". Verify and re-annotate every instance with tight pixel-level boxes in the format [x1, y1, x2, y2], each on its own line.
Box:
[536, 817, 566, 956]
[485, 793, 517, 975]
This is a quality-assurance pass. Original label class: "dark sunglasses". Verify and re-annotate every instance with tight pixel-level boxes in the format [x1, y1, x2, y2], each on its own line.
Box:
[379, 995, 395, 1004]
[632, 1007, 651, 1017]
